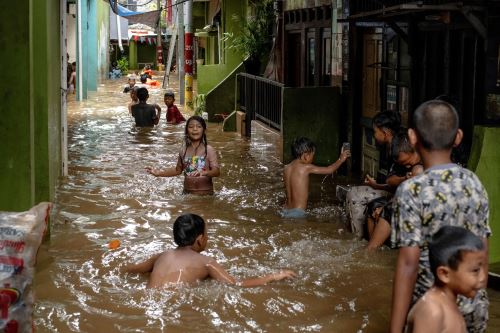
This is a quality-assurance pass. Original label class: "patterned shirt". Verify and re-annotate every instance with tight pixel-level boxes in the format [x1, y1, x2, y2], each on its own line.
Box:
[391, 163, 490, 313]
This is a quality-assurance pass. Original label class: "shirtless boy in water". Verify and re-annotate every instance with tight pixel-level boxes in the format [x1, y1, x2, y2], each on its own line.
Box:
[282, 137, 350, 218]
[125, 214, 296, 288]
[405, 226, 487, 333]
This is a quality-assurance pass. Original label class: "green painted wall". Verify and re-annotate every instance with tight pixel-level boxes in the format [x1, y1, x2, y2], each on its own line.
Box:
[282, 87, 341, 165]
[88, 0, 98, 91]
[77, 0, 89, 99]
[0, 0, 61, 211]
[197, 0, 246, 95]
[137, 43, 157, 67]
[204, 63, 244, 127]
[129, 40, 138, 69]
[468, 126, 500, 264]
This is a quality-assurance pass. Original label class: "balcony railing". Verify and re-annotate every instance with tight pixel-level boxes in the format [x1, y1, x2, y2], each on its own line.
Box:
[236, 73, 284, 136]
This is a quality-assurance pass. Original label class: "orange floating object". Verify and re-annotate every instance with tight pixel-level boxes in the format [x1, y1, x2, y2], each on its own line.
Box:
[108, 239, 121, 249]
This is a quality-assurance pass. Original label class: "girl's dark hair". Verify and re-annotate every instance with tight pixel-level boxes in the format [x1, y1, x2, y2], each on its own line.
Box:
[365, 196, 392, 221]
[182, 116, 208, 162]
[173, 214, 206, 247]
[372, 111, 401, 135]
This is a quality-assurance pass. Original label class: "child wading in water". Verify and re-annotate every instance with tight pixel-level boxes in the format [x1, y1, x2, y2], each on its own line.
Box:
[146, 116, 220, 195]
[125, 214, 296, 288]
[405, 226, 487, 333]
[282, 137, 350, 218]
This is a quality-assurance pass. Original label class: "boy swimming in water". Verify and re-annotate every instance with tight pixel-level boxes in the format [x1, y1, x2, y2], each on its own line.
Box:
[282, 137, 350, 218]
[125, 214, 296, 288]
[405, 226, 486, 333]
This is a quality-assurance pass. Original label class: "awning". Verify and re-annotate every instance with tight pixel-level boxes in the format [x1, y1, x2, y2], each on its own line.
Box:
[108, 0, 162, 29]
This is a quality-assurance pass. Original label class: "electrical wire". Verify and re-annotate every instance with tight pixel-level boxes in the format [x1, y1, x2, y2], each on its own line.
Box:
[121, 0, 192, 9]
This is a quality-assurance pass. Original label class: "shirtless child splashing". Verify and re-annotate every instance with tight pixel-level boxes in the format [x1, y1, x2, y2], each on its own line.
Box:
[125, 214, 296, 288]
[282, 137, 350, 218]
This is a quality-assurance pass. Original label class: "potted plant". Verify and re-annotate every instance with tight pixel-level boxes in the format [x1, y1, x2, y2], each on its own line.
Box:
[224, 0, 275, 75]
[194, 94, 206, 118]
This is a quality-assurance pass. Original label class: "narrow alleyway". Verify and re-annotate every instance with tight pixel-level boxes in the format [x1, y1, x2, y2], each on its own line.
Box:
[31, 78, 500, 332]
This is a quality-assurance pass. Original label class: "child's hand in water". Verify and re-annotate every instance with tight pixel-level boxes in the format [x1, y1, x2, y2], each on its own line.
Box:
[272, 270, 297, 281]
[145, 167, 158, 177]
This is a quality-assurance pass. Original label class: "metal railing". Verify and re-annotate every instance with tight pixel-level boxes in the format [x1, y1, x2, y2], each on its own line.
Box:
[236, 73, 284, 136]
[350, 0, 482, 15]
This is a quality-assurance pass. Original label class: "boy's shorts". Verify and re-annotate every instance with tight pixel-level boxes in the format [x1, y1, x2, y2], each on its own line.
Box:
[280, 208, 306, 219]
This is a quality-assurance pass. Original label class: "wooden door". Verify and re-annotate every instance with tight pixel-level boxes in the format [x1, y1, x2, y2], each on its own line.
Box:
[362, 34, 382, 118]
[285, 32, 302, 87]
[361, 33, 383, 176]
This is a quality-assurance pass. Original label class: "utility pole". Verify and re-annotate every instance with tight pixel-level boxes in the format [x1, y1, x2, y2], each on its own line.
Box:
[184, 0, 193, 112]
[156, 0, 163, 70]
[178, 0, 185, 105]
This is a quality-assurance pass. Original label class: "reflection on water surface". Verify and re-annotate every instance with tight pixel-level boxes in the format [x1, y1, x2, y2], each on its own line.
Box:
[33, 80, 500, 332]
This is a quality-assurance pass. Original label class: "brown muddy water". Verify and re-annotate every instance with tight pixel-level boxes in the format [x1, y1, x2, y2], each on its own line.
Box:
[33, 79, 500, 332]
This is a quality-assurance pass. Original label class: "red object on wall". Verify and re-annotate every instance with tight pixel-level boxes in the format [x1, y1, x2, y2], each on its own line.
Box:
[157, 45, 164, 64]
[167, 0, 172, 24]
[184, 32, 194, 74]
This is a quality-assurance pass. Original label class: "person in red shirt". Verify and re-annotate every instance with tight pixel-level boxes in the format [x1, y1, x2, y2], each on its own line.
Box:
[164, 90, 186, 124]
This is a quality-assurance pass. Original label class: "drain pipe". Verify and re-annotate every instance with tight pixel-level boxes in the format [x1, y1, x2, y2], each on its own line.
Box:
[77, 0, 83, 100]
[116, 13, 124, 52]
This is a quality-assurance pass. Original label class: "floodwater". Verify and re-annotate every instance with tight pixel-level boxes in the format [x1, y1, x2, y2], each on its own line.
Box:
[33, 79, 500, 332]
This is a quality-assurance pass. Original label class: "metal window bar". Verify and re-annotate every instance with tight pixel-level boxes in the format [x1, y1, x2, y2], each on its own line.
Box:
[236, 73, 284, 137]
[350, 0, 481, 15]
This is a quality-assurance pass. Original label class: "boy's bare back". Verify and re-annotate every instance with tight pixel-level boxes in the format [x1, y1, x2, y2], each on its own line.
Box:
[148, 248, 213, 287]
[284, 160, 313, 210]
[405, 288, 466, 333]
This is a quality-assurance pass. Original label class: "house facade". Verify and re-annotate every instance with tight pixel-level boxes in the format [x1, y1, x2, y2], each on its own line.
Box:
[346, 0, 500, 264]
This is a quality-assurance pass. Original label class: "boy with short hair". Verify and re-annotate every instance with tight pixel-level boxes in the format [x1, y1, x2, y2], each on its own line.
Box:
[390, 100, 491, 333]
[130, 87, 161, 127]
[282, 137, 350, 218]
[127, 86, 139, 115]
[406, 226, 486, 333]
[125, 214, 296, 288]
[164, 90, 185, 124]
[123, 76, 136, 93]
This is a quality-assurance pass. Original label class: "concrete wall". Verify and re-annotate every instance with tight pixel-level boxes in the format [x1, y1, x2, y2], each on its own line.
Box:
[97, 0, 110, 80]
[468, 126, 500, 264]
[282, 87, 341, 165]
[67, 14, 77, 63]
[0, 0, 62, 210]
[204, 63, 245, 128]
[87, 0, 98, 91]
[197, 0, 246, 95]
[77, 0, 109, 98]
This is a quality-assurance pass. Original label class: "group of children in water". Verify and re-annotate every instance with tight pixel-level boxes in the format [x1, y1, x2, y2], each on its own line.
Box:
[121, 71, 490, 332]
